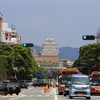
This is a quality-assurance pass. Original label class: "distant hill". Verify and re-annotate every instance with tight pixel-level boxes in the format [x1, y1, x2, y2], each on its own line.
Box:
[59, 47, 79, 60]
[34, 45, 79, 60]
[34, 45, 41, 52]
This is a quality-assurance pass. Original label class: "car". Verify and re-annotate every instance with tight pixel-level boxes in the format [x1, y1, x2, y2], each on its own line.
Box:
[55, 81, 58, 87]
[69, 74, 91, 99]
[63, 76, 71, 96]
[90, 77, 100, 94]
[27, 80, 33, 86]
[0, 82, 21, 95]
[33, 79, 48, 87]
[20, 82, 28, 89]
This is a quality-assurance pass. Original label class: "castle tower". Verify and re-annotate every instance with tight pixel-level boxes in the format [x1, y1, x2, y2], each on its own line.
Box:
[40, 37, 59, 65]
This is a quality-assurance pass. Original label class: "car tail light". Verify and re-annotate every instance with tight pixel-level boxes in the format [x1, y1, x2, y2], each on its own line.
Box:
[60, 85, 65, 89]
[6, 86, 9, 90]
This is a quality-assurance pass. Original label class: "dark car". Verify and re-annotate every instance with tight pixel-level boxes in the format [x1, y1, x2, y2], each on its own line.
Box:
[63, 76, 71, 96]
[0, 82, 21, 95]
[20, 82, 28, 89]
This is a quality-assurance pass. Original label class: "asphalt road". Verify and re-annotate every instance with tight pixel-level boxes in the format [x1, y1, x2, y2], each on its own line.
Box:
[0, 86, 100, 100]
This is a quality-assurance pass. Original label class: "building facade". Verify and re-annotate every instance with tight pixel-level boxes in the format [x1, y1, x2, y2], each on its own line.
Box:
[0, 13, 21, 44]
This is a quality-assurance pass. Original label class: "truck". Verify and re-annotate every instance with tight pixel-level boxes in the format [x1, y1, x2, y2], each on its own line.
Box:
[89, 71, 100, 94]
[89, 71, 100, 78]
[58, 68, 81, 95]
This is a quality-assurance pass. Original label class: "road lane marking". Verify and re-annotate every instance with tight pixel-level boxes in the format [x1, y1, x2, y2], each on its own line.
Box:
[9, 95, 25, 100]
[0, 94, 55, 98]
[28, 95, 34, 97]
[21, 87, 33, 93]
[37, 95, 42, 96]
[45, 95, 50, 96]
[54, 88, 58, 100]
[41, 90, 44, 93]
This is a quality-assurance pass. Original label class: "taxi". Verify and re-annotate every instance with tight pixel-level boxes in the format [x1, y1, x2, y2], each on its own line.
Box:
[90, 78, 100, 94]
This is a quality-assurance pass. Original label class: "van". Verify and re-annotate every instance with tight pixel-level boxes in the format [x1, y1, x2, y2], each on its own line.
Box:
[69, 74, 91, 99]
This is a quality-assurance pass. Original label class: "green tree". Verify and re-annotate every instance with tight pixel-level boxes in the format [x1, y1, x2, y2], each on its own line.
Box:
[0, 56, 7, 80]
[0, 44, 39, 80]
[73, 43, 100, 74]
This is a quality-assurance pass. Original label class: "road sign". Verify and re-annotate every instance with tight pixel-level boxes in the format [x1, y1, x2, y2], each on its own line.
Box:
[82, 35, 95, 40]
[38, 70, 42, 76]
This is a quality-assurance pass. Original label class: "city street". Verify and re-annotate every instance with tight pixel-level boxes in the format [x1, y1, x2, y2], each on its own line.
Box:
[0, 86, 100, 100]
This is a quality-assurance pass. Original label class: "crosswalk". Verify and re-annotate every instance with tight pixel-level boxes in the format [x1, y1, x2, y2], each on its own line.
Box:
[0, 94, 54, 98]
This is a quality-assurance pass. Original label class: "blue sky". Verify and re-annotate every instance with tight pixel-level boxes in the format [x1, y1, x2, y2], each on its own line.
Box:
[0, 0, 100, 48]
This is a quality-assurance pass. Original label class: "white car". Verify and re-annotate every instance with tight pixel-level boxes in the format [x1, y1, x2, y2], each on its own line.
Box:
[55, 81, 58, 87]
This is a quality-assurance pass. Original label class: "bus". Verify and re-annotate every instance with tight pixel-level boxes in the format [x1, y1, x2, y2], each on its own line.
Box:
[58, 68, 81, 95]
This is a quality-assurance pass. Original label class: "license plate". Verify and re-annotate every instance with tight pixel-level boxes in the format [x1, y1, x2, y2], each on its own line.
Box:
[78, 94, 83, 96]
[13, 88, 16, 90]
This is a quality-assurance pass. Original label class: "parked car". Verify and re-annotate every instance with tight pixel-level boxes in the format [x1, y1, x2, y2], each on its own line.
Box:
[55, 81, 58, 87]
[33, 79, 48, 87]
[0, 82, 21, 95]
[27, 80, 33, 86]
[20, 82, 28, 89]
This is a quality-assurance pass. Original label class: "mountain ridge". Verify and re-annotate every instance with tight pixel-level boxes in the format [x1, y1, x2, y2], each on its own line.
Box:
[33, 45, 79, 60]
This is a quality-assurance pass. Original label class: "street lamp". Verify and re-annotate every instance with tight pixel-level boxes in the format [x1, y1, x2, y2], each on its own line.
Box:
[49, 62, 53, 87]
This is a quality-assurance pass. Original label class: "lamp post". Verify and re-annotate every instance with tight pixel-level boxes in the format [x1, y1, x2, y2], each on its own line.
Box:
[49, 63, 53, 87]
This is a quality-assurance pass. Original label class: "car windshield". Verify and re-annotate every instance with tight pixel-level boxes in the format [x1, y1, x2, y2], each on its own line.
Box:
[90, 78, 100, 86]
[61, 76, 71, 84]
[72, 77, 89, 85]
[7, 83, 18, 87]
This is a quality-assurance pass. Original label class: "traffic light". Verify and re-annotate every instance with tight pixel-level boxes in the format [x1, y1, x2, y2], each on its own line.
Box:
[22, 43, 34, 47]
[82, 35, 95, 40]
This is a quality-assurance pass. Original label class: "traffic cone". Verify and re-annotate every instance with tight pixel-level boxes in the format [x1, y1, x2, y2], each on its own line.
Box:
[53, 83, 56, 88]
[44, 84, 48, 93]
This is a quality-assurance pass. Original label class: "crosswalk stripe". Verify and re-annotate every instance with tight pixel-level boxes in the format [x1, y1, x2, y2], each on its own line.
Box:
[0, 94, 53, 98]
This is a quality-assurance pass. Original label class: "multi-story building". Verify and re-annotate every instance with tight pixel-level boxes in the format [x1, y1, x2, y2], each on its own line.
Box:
[0, 13, 21, 44]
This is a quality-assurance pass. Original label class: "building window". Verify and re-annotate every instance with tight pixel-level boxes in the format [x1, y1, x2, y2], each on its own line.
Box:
[5, 38, 8, 40]
[39, 60, 41, 62]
